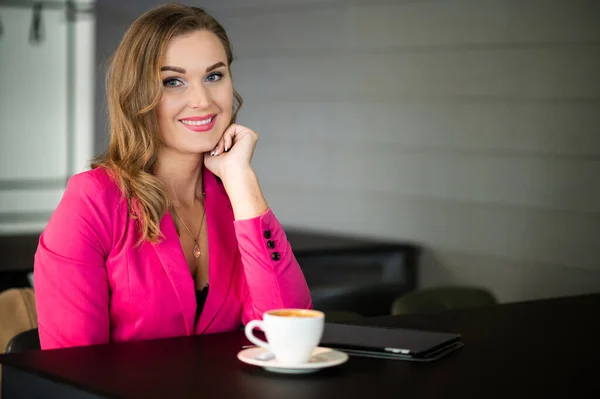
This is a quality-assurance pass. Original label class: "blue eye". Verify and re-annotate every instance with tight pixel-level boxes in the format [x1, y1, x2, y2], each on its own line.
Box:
[163, 77, 183, 88]
[205, 72, 223, 83]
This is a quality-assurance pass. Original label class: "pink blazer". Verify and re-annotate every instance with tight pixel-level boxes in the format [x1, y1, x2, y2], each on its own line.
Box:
[34, 167, 312, 349]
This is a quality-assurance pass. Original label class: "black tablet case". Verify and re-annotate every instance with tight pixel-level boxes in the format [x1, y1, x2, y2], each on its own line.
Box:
[320, 323, 464, 362]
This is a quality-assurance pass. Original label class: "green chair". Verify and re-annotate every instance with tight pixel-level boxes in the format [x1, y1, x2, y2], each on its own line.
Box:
[391, 286, 498, 316]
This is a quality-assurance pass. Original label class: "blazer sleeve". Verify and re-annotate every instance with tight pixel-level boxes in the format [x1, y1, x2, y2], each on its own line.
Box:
[234, 208, 312, 325]
[34, 171, 113, 349]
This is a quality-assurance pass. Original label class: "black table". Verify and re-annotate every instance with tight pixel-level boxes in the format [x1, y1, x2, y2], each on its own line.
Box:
[2, 294, 599, 398]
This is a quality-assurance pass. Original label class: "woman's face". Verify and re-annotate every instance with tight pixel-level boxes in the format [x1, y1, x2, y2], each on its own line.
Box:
[156, 30, 233, 155]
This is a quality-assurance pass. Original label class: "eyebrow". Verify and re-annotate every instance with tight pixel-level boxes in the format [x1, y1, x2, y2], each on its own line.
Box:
[206, 62, 226, 72]
[160, 62, 226, 74]
[160, 66, 186, 73]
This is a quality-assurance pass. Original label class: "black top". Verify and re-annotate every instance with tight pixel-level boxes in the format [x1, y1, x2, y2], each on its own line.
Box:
[195, 286, 209, 324]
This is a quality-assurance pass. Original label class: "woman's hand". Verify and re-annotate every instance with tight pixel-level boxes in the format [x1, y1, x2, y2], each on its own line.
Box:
[204, 124, 268, 219]
[204, 123, 258, 182]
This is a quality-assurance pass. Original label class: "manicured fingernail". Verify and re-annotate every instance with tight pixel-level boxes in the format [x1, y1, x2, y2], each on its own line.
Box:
[225, 146, 229, 152]
[210, 150, 216, 156]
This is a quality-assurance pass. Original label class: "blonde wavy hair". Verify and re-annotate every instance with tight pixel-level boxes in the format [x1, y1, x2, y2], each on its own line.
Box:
[92, 3, 243, 244]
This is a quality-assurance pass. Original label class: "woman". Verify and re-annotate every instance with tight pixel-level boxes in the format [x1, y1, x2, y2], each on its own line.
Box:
[34, 3, 312, 349]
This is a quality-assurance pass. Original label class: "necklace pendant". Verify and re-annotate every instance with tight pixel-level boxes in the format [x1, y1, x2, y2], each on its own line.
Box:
[193, 242, 201, 258]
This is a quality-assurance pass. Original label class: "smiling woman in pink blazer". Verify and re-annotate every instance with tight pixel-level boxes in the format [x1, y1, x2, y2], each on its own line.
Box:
[34, 4, 312, 350]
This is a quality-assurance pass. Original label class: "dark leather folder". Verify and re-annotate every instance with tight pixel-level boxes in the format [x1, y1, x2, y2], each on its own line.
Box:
[321, 323, 464, 362]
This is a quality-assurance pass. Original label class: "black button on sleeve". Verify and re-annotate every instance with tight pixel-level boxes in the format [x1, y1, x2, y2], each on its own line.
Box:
[271, 252, 281, 261]
[267, 240, 275, 249]
[264, 230, 271, 239]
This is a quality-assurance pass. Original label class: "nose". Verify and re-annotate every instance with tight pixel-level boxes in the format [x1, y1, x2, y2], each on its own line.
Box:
[187, 83, 211, 109]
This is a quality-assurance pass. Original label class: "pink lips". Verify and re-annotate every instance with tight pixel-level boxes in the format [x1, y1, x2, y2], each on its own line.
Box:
[179, 114, 217, 132]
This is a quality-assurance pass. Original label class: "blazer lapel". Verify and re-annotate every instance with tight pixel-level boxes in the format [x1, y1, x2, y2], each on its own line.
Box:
[152, 212, 197, 335]
[196, 170, 238, 334]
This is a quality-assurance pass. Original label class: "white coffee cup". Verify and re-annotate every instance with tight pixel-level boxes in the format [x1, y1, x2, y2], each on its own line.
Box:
[244, 309, 325, 364]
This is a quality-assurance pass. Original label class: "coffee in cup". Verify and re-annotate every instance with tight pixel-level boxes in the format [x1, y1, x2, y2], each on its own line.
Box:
[244, 309, 325, 364]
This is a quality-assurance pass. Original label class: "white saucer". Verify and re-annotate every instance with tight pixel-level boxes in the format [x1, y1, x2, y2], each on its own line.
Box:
[237, 346, 349, 374]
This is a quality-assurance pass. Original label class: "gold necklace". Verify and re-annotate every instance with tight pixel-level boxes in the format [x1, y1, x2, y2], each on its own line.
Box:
[172, 206, 206, 259]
